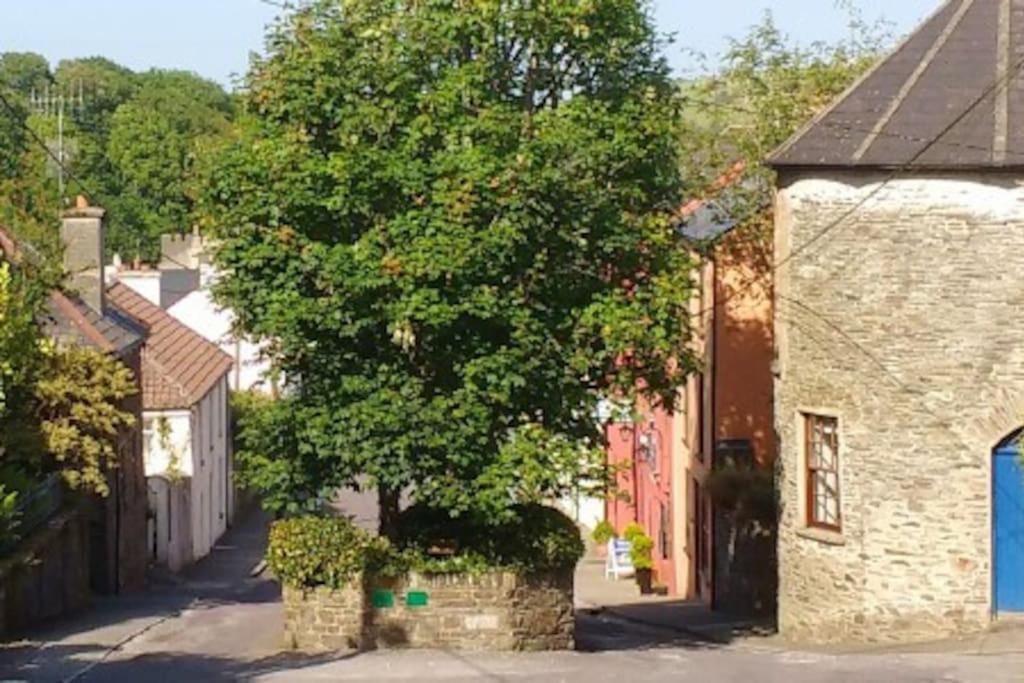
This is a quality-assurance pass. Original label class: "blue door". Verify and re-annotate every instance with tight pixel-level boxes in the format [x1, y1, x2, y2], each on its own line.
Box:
[994, 442, 1024, 613]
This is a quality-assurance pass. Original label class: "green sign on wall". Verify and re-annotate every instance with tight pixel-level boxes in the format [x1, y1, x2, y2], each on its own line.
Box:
[371, 589, 395, 608]
[405, 590, 429, 607]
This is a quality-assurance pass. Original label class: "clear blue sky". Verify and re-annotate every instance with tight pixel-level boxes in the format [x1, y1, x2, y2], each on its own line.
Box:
[0, 0, 941, 89]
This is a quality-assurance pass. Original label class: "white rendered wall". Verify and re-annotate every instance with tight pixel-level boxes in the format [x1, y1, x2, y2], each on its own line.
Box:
[167, 273, 273, 393]
[113, 270, 162, 306]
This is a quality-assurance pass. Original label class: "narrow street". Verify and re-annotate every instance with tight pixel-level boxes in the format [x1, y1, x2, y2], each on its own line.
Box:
[0, 507, 1022, 682]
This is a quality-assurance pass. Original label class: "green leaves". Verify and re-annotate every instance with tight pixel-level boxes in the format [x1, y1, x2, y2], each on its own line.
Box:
[206, 0, 694, 521]
[34, 344, 137, 496]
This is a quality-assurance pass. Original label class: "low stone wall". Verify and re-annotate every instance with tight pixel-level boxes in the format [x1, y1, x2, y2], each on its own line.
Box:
[283, 570, 574, 651]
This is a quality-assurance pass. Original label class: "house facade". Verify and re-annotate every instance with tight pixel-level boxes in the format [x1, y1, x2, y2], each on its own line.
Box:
[107, 283, 233, 571]
[605, 180, 774, 603]
[114, 232, 274, 393]
[770, 0, 1024, 643]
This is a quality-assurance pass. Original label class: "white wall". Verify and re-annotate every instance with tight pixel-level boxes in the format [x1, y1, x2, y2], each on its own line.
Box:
[167, 273, 274, 393]
[142, 375, 232, 568]
[114, 270, 162, 306]
[190, 376, 231, 561]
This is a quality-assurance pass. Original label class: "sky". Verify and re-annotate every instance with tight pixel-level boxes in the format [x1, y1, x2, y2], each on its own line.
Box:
[0, 0, 941, 89]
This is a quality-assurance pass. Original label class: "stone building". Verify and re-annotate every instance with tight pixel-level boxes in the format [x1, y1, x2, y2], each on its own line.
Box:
[770, 0, 1024, 643]
[1, 203, 150, 596]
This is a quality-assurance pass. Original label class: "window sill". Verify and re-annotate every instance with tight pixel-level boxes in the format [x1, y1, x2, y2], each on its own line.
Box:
[796, 526, 846, 546]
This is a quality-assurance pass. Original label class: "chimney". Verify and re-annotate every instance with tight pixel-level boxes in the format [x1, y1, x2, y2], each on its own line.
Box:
[61, 195, 106, 313]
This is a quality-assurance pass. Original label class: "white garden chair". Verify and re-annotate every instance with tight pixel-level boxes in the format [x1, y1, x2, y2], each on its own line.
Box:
[605, 538, 634, 580]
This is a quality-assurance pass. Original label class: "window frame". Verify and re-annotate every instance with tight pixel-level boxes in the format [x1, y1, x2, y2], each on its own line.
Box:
[804, 413, 842, 532]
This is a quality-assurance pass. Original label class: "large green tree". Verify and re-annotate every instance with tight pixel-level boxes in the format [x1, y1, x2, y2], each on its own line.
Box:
[206, 0, 696, 529]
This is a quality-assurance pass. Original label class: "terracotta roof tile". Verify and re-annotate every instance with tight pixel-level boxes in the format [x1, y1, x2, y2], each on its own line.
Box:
[107, 282, 232, 410]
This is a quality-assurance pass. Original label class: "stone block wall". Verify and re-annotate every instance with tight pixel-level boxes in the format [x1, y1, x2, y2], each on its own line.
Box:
[774, 171, 1024, 644]
[283, 570, 574, 651]
[0, 507, 91, 638]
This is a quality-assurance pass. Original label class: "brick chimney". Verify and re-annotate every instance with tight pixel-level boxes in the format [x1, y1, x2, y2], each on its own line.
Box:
[61, 195, 106, 313]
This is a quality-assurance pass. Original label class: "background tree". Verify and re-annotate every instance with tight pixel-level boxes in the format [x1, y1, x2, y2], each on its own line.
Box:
[678, 6, 890, 222]
[105, 70, 234, 259]
[205, 0, 697, 530]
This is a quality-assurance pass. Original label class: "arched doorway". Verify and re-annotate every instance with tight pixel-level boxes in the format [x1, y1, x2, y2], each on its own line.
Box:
[993, 430, 1024, 614]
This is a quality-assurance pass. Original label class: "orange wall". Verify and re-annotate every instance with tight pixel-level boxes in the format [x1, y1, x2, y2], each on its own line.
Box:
[712, 230, 775, 467]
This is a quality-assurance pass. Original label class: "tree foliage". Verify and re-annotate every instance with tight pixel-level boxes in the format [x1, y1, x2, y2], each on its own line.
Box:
[679, 7, 889, 215]
[34, 344, 137, 496]
[206, 0, 696, 525]
[1, 54, 237, 262]
[105, 70, 235, 259]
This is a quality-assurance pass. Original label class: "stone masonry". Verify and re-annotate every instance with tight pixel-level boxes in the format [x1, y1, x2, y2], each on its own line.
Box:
[283, 570, 574, 651]
[774, 171, 1024, 644]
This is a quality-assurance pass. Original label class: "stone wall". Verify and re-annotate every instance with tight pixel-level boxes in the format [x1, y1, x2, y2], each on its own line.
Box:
[0, 507, 91, 638]
[773, 171, 1024, 644]
[283, 570, 574, 651]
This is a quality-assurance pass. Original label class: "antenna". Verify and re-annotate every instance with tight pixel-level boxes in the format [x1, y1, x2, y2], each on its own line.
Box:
[28, 79, 86, 204]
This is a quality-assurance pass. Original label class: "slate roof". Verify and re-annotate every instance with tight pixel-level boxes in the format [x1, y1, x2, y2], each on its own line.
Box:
[44, 291, 144, 354]
[771, 0, 1024, 169]
[0, 225, 143, 355]
[107, 282, 232, 410]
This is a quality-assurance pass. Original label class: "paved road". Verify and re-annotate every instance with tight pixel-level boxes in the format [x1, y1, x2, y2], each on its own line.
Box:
[4, 507, 1024, 682]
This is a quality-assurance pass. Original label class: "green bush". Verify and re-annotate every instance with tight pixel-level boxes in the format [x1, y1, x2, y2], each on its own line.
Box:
[267, 516, 391, 589]
[591, 520, 616, 546]
[622, 522, 645, 544]
[629, 533, 654, 570]
[268, 504, 584, 589]
[397, 503, 584, 574]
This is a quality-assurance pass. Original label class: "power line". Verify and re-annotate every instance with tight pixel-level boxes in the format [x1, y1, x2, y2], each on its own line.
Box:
[0, 87, 99, 204]
[688, 50, 1024, 324]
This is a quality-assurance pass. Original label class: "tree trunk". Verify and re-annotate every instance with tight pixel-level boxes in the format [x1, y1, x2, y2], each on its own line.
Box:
[378, 486, 401, 541]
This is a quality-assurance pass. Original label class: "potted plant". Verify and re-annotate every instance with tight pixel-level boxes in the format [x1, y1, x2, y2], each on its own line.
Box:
[622, 522, 645, 544]
[591, 520, 616, 557]
[630, 532, 655, 595]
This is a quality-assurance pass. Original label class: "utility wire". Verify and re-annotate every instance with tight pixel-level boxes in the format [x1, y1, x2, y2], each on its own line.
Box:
[0, 88, 99, 204]
[688, 50, 1024, 323]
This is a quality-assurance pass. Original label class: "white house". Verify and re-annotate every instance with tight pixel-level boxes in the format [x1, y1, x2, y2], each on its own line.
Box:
[107, 282, 234, 571]
[114, 233, 275, 393]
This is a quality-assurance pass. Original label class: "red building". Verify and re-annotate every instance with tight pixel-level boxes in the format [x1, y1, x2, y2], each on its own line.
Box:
[605, 170, 775, 606]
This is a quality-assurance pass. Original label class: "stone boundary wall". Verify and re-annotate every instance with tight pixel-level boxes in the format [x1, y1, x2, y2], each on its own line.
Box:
[283, 570, 574, 651]
[0, 506, 91, 638]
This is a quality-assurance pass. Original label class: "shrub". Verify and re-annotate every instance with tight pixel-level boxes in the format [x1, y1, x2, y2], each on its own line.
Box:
[630, 533, 654, 571]
[267, 515, 391, 589]
[622, 522, 646, 544]
[397, 503, 584, 574]
[591, 520, 616, 546]
[703, 464, 776, 526]
[268, 504, 585, 590]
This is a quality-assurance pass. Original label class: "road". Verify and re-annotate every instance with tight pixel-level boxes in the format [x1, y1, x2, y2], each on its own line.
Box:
[3, 506, 1024, 682]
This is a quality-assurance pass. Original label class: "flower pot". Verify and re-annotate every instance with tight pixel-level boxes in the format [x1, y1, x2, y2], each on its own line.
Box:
[635, 568, 654, 595]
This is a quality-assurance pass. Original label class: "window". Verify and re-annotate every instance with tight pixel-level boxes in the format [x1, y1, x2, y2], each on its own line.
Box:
[805, 414, 841, 531]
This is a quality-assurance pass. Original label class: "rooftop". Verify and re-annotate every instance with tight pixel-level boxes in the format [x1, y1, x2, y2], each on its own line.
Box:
[771, 0, 1024, 170]
[107, 282, 232, 410]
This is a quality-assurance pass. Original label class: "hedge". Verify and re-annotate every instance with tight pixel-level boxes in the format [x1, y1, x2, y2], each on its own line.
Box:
[267, 504, 585, 589]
